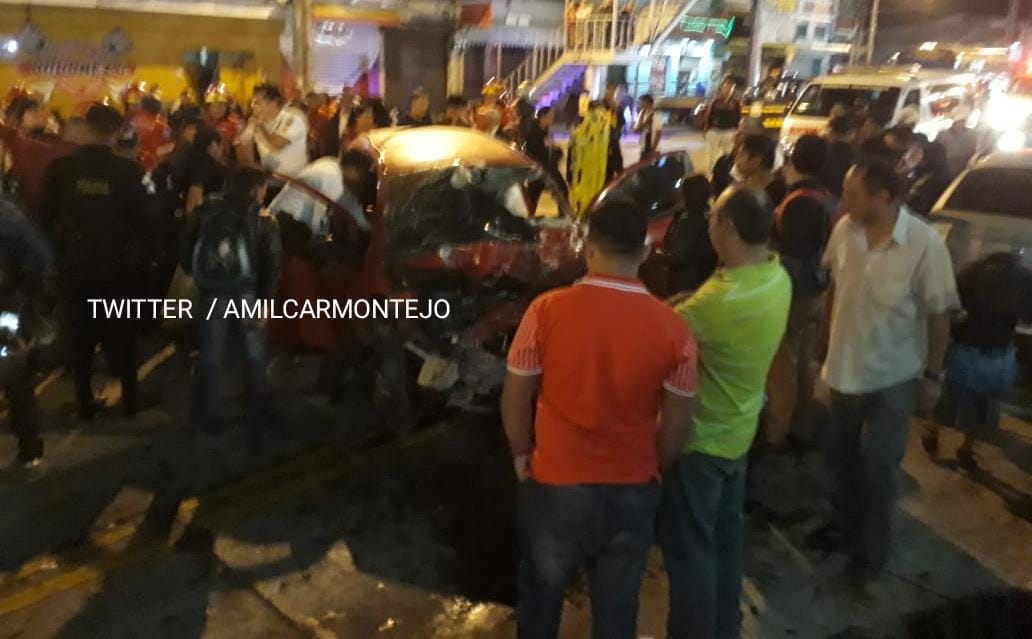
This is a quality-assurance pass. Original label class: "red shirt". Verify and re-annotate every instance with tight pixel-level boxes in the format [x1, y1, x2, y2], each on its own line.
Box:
[507, 275, 697, 485]
[130, 112, 172, 173]
[0, 127, 75, 221]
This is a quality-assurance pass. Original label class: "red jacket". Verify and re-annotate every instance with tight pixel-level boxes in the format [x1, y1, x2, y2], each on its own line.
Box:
[130, 112, 173, 173]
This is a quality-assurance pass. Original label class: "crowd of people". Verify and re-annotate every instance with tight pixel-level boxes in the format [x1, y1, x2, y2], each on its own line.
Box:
[501, 81, 1032, 639]
[0, 72, 656, 471]
[1, 70, 1030, 639]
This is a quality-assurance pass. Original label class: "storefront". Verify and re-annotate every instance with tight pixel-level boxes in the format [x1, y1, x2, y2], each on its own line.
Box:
[623, 15, 732, 99]
[307, 4, 450, 110]
[0, 5, 281, 115]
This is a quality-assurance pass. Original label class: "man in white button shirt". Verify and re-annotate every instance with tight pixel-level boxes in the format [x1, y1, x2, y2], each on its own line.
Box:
[239, 84, 309, 180]
[813, 158, 958, 597]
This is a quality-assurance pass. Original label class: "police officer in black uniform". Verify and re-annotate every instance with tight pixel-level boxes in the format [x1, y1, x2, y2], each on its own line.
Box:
[42, 104, 152, 419]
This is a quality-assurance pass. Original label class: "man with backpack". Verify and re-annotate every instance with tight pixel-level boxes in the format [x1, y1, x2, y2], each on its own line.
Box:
[181, 167, 282, 446]
[765, 134, 832, 448]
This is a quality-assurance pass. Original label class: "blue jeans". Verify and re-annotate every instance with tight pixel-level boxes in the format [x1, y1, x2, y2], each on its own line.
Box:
[517, 479, 660, 639]
[659, 452, 747, 639]
[826, 379, 917, 575]
[191, 294, 271, 432]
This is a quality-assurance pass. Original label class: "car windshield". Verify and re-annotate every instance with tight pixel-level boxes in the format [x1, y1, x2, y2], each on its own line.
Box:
[791, 84, 901, 117]
[384, 166, 541, 255]
[1010, 77, 1032, 96]
[943, 166, 1032, 218]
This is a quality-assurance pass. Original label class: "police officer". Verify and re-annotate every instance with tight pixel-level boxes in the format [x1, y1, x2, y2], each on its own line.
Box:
[42, 103, 152, 420]
[0, 198, 53, 467]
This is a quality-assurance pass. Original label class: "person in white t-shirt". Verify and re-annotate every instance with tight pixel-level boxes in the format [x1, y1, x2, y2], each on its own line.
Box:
[633, 93, 663, 158]
[239, 84, 309, 179]
[268, 149, 372, 238]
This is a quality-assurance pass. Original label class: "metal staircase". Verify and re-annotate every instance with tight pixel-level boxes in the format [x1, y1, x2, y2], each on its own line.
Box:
[501, 0, 704, 107]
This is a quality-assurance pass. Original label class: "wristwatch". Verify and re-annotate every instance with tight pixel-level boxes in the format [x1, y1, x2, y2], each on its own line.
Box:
[923, 368, 945, 383]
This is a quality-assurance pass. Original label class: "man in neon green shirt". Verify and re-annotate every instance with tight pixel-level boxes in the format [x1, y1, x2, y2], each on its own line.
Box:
[660, 186, 791, 639]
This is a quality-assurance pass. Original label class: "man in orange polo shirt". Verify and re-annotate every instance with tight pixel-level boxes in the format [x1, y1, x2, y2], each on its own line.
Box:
[501, 199, 698, 639]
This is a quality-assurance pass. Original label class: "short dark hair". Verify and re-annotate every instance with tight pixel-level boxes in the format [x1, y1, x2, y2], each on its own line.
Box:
[639, 94, 655, 106]
[446, 94, 468, 109]
[854, 157, 901, 200]
[253, 83, 284, 105]
[886, 125, 913, 146]
[587, 198, 647, 256]
[536, 106, 553, 119]
[140, 95, 162, 115]
[224, 167, 267, 207]
[85, 103, 124, 138]
[716, 187, 774, 245]
[682, 173, 712, 217]
[340, 149, 374, 173]
[828, 115, 857, 137]
[790, 134, 829, 175]
[740, 134, 777, 170]
[177, 114, 203, 132]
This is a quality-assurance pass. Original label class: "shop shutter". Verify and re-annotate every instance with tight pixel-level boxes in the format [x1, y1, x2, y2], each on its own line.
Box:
[311, 22, 382, 93]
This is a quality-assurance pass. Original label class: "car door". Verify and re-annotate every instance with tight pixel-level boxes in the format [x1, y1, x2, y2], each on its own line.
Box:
[930, 164, 1032, 336]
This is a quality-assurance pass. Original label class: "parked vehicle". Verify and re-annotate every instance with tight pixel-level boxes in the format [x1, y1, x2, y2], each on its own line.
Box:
[741, 77, 809, 132]
[781, 66, 976, 153]
[929, 151, 1032, 359]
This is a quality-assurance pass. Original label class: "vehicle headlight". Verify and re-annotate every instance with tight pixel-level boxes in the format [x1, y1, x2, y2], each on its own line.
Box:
[997, 129, 1026, 152]
[987, 99, 1032, 131]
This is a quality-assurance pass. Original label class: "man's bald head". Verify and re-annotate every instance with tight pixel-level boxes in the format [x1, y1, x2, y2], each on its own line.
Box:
[711, 186, 774, 247]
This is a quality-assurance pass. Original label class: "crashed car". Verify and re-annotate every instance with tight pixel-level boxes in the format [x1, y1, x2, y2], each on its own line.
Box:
[272, 126, 690, 413]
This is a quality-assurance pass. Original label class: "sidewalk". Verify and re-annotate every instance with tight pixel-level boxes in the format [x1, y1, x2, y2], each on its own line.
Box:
[2, 372, 1028, 637]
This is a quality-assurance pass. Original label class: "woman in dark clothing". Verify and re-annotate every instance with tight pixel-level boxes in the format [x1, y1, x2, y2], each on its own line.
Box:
[923, 252, 1032, 468]
[660, 173, 718, 294]
[906, 141, 952, 215]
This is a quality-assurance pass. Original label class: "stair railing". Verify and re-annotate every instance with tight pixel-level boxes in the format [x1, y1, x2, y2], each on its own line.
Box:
[501, 29, 565, 98]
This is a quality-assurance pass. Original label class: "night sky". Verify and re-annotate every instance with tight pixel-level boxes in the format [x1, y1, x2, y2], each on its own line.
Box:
[882, 0, 1024, 22]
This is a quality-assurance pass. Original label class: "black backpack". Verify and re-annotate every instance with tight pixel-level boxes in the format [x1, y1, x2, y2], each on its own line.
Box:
[191, 196, 256, 291]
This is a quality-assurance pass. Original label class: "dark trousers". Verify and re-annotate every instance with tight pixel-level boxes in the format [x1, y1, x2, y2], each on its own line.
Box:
[60, 289, 138, 414]
[517, 479, 659, 639]
[191, 294, 270, 433]
[659, 452, 747, 639]
[2, 351, 42, 461]
[826, 379, 916, 575]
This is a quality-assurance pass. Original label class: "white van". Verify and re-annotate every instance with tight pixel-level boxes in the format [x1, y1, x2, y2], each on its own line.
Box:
[779, 66, 976, 151]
